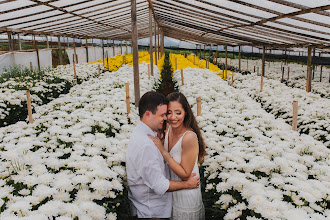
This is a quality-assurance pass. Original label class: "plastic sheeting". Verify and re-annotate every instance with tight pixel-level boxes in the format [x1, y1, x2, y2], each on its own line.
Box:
[0, 49, 52, 73]
[66, 46, 132, 64]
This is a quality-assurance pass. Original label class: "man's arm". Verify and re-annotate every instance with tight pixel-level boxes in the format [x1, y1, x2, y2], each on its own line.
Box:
[167, 173, 200, 192]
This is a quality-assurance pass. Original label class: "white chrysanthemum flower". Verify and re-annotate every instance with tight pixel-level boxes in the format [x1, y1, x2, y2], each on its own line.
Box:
[18, 189, 30, 196]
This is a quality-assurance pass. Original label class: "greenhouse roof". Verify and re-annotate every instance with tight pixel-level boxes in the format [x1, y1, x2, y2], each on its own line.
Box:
[1, 0, 330, 51]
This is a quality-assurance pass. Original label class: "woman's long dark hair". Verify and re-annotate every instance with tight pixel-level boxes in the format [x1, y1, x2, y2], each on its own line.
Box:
[166, 92, 206, 163]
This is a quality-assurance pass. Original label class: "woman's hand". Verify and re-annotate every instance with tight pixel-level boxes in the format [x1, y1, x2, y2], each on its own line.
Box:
[148, 134, 165, 153]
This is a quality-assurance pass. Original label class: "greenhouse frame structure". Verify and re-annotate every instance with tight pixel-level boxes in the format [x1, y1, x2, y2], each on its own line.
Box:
[1, 0, 330, 104]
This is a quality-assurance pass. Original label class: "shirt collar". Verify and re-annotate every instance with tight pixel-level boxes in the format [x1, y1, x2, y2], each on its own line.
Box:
[138, 121, 158, 137]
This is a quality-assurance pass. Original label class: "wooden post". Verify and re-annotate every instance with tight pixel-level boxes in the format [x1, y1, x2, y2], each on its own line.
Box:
[106, 51, 109, 71]
[125, 83, 130, 114]
[132, 0, 140, 106]
[306, 47, 312, 92]
[238, 46, 241, 72]
[30, 62, 33, 71]
[26, 90, 33, 124]
[18, 34, 22, 51]
[203, 45, 205, 59]
[287, 67, 290, 84]
[196, 97, 201, 116]
[216, 45, 218, 65]
[175, 57, 177, 70]
[126, 41, 128, 55]
[102, 39, 105, 65]
[231, 72, 234, 87]
[262, 46, 265, 77]
[312, 48, 315, 80]
[158, 28, 160, 58]
[113, 40, 115, 57]
[199, 45, 201, 59]
[320, 66, 323, 82]
[98, 63, 101, 77]
[161, 29, 164, 56]
[257, 66, 259, 76]
[260, 75, 264, 92]
[120, 41, 123, 54]
[148, 64, 150, 79]
[86, 38, 89, 62]
[181, 69, 184, 85]
[292, 101, 298, 131]
[254, 66, 256, 73]
[225, 46, 228, 78]
[154, 23, 158, 65]
[246, 57, 248, 70]
[7, 32, 13, 51]
[149, 5, 154, 76]
[58, 36, 63, 65]
[73, 58, 77, 84]
[73, 41, 77, 64]
[281, 67, 284, 83]
[46, 36, 49, 49]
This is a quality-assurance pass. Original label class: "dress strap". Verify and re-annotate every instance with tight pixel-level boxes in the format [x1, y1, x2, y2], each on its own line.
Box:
[181, 130, 196, 139]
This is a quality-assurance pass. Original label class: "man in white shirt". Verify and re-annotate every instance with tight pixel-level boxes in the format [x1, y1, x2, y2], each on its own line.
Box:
[126, 91, 200, 219]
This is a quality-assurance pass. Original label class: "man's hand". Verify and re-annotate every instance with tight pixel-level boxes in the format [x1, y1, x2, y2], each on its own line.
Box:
[185, 173, 200, 189]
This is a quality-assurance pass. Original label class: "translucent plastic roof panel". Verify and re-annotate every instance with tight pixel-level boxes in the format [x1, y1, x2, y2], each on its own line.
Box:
[0, 0, 329, 51]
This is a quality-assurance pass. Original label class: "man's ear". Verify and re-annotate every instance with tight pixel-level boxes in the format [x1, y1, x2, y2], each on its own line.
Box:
[144, 110, 151, 118]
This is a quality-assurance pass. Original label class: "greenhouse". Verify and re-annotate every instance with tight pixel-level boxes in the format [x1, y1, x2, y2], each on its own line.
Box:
[0, 0, 329, 219]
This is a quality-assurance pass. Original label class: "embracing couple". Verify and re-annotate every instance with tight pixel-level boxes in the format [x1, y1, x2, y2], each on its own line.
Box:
[126, 91, 206, 220]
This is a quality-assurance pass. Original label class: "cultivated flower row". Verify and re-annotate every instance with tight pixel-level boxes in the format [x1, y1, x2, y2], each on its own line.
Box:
[170, 53, 233, 79]
[174, 67, 329, 220]
[223, 58, 330, 98]
[230, 73, 330, 147]
[0, 63, 159, 219]
[0, 63, 100, 127]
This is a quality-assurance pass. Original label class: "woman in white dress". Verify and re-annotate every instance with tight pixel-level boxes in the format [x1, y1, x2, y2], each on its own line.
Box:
[148, 92, 206, 220]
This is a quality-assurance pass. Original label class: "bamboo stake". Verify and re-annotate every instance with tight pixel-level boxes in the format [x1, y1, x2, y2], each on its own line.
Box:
[132, 0, 140, 106]
[148, 64, 150, 79]
[181, 69, 184, 85]
[287, 67, 290, 85]
[225, 46, 228, 78]
[175, 57, 177, 70]
[26, 90, 33, 124]
[260, 75, 264, 92]
[149, 5, 154, 76]
[30, 62, 33, 71]
[113, 40, 115, 57]
[196, 97, 201, 116]
[18, 34, 22, 51]
[254, 65, 255, 73]
[73, 58, 77, 84]
[281, 67, 284, 83]
[292, 101, 298, 131]
[306, 47, 312, 92]
[238, 46, 241, 72]
[320, 66, 323, 82]
[125, 83, 130, 114]
[98, 63, 101, 77]
[231, 72, 234, 87]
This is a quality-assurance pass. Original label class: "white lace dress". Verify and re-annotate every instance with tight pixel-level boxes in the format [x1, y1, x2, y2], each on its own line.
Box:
[164, 129, 205, 220]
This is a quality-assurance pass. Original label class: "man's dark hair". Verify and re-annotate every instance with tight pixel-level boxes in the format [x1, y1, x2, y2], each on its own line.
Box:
[139, 91, 168, 118]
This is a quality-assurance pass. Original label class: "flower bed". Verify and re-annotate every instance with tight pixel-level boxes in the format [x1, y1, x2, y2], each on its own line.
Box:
[223, 58, 330, 98]
[0, 63, 160, 219]
[174, 67, 329, 219]
[0, 64, 100, 127]
[230, 73, 330, 147]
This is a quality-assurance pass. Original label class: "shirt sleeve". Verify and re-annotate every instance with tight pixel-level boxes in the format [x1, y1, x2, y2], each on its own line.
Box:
[137, 140, 170, 196]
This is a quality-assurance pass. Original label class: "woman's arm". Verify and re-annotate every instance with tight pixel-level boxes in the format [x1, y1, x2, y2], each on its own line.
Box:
[148, 132, 199, 181]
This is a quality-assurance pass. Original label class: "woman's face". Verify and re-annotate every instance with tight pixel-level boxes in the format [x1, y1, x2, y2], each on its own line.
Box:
[167, 101, 186, 129]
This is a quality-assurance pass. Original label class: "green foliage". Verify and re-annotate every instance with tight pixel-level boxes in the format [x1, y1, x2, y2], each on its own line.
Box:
[155, 53, 179, 96]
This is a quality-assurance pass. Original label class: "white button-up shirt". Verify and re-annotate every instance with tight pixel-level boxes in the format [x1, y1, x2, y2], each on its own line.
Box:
[126, 121, 172, 218]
